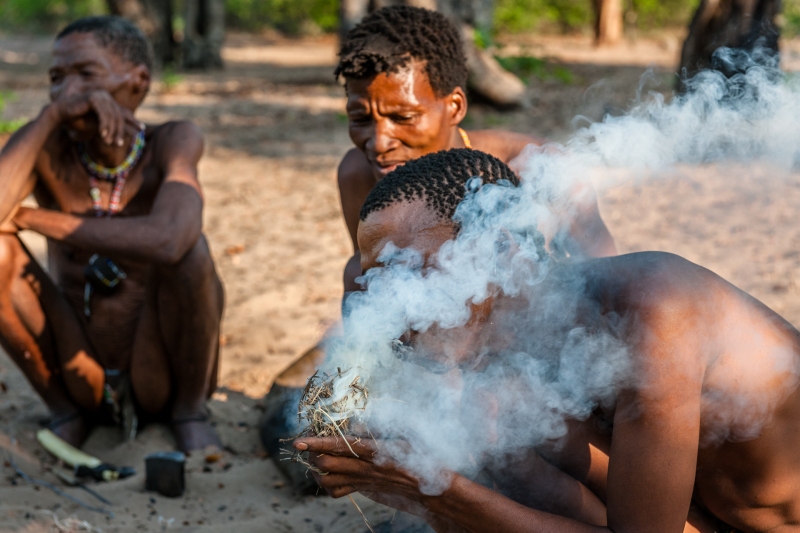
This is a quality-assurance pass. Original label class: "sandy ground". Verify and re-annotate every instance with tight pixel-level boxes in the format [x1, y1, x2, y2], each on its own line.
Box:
[0, 31, 797, 532]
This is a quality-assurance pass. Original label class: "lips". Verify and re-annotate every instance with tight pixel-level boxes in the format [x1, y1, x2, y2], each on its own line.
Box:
[373, 160, 405, 176]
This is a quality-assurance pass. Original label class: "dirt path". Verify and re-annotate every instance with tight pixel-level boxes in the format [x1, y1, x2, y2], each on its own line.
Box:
[0, 32, 797, 532]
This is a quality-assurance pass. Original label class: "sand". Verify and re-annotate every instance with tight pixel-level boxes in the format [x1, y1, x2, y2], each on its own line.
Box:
[0, 31, 798, 532]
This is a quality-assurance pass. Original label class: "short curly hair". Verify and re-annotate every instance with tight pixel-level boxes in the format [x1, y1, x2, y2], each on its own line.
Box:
[57, 16, 154, 72]
[360, 148, 520, 224]
[336, 6, 468, 97]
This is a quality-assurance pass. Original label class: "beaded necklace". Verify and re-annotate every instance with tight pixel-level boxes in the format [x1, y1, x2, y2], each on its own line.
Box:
[458, 127, 472, 149]
[78, 129, 146, 216]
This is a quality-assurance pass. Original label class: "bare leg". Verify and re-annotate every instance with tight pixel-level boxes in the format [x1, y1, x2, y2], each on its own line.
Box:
[131, 234, 224, 452]
[0, 234, 103, 445]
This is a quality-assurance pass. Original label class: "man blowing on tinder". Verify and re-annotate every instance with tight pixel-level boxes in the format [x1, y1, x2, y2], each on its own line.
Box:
[295, 149, 800, 533]
[0, 16, 223, 452]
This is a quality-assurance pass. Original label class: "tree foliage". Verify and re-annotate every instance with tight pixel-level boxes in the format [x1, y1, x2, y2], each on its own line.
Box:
[0, 0, 799, 37]
[0, 0, 107, 30]
[225, 0, 338, 35]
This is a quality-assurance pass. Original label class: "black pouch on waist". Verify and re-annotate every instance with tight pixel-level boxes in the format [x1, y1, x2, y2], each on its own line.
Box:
[84, 254, 126, 294]
[83, 254, 126, 318]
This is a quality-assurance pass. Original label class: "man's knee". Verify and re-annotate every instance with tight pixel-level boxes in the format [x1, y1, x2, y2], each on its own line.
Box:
[159, 235, 224, 307]
[163, 235, 215, 279]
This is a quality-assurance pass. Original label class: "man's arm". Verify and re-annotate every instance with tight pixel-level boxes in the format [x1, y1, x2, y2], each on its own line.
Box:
[0, 106, 62, 223]
[15, 121, 204, 265]
[562, 196, 617, 258]
[0, 91, 143, 225]
[338, 148, 375, 293]
[469, 130, 545, 165]
[296, 437, 609, 533]
[508, 143, 617, 258]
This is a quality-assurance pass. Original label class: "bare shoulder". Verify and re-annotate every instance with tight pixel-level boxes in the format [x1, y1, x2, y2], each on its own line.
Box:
[149, 120, 204, 163]
[467, 129, 545, 164]
[607, 252, 729, 331]
[151, 120, 202, 140]
[337, 147, 375, 193]
[622, 251, 711, 298]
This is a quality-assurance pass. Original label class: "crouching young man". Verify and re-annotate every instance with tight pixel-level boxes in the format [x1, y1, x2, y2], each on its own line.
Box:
[295, 149, 800, 532]
[0, 16, 223, 452]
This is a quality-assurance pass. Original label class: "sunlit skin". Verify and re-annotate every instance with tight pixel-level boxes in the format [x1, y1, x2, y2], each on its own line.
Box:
[338, 59, 617, 294]
[296, 198, 800, 533]
[0, 32, 223, 451]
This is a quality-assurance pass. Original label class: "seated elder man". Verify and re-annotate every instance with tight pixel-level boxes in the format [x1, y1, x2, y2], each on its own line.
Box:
[0, 16, 223, 452]
[264, 7, 617, 463]
[295, 149, 800, 533]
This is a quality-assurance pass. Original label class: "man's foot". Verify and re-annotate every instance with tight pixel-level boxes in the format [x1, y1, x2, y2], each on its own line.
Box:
[46, 412, 88, 448]
[173, 413, 222, 453]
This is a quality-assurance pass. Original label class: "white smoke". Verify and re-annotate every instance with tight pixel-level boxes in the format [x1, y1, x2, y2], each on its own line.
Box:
[318, 50, 800, 492]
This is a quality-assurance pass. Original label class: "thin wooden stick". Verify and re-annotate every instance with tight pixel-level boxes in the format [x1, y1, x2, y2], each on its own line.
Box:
[7, 455, 114, 518]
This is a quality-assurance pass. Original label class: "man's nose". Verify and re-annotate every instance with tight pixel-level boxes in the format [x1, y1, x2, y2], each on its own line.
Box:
[367, 118, 398, 155]
[52, 75, 85, 100]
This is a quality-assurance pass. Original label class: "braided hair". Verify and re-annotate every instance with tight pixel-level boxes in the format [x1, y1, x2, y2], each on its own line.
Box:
[360, 148, 520, 224]
[57, 16, 154, 72]
[336, 6, 468, 97]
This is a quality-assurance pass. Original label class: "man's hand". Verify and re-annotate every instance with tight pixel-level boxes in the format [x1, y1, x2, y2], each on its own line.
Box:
[294, 437, 425, 502]
[55, 90, 142, 147]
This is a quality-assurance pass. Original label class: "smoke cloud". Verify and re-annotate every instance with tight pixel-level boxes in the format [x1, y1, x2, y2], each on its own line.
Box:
[314, 50, 800, 493]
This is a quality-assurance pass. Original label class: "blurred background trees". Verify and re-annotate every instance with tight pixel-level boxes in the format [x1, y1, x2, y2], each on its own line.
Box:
[0, 0, 797, 100]
[5, 0, 797, 42]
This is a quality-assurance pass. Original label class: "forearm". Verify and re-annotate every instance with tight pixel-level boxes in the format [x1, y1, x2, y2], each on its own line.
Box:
[15, 207, 200, 264]
[426, 474, 609, 533]
[488, 449, 607, 524]
[566, 206, 617, 258]
[0, 105, 60, 219]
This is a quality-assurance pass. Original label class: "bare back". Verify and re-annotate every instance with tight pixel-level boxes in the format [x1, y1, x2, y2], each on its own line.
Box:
[542, 252, 800, 531]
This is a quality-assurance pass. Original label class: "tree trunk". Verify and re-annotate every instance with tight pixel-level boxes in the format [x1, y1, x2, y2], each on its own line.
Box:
[182, 0, 225, 69]
[105, 0, 175, 66]
[339, 0, 371, 41]
[678, 0, 781, 91]
[593, 0, 623, 46]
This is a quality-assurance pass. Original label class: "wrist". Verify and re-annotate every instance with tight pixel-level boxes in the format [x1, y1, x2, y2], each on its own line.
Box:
[423, 473, 464, 519]
[40, 103, 63, 128]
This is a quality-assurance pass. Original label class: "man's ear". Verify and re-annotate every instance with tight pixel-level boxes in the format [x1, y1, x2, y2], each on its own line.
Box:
[445, 86, 468, 126]
[129, 64, 151, 104]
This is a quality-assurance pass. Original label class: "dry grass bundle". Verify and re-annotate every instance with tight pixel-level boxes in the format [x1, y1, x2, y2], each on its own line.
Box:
[281, 367, 374, 532]
[283, 366, 369, 470]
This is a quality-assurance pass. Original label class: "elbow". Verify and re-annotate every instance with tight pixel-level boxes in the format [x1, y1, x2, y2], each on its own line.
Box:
[153, 222, 202, 265]
[154, 242, 185, 265]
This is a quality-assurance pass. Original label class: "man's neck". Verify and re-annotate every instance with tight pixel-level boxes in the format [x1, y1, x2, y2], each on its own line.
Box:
[82, 132, 134, 168]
